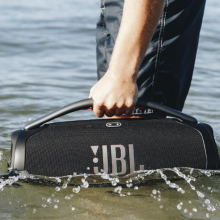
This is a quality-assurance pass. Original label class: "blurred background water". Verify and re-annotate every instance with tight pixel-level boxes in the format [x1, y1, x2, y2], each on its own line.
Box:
[0, 0, 220, 219]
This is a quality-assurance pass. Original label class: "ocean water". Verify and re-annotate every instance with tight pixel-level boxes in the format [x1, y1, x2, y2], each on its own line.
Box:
[0, 0, 220, 219]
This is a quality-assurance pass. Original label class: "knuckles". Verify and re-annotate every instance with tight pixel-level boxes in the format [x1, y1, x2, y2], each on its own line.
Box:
[96, 100, 104, 108]
[125, 99, 134, 108]
[93, 98, 136, 117]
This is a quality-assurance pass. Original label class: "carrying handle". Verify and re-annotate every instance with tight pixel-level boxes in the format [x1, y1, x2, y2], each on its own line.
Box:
[24, 98, 198, 130]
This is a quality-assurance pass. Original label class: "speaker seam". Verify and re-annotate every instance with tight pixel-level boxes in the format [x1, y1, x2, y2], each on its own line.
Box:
[174, 121, 207, 169]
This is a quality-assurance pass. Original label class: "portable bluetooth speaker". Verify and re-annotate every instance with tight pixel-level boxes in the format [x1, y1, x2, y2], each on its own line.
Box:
[8, 99, 220, 177]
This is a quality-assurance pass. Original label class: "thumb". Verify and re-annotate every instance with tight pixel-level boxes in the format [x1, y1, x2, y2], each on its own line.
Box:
[89, 87, 93, 98]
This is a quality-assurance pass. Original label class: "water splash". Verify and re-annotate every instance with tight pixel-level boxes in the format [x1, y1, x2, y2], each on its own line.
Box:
[0, 167, 219, 219]
[0, 151, 3, 161]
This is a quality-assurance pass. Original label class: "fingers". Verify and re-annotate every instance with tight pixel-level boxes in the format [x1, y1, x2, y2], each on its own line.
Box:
[104, 108, 115, 117]
[103, 101, 116, 117]
[115, 106, 126, 116]
[93, 101, 105, 118]
[89, 86, 94, 99]
[92, 100, 135, 117]
[90, 88, 135, 117]
[125, 100, 135, 115]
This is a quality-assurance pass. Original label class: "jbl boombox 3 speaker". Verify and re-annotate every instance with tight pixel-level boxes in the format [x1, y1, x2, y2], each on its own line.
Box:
[9, 99, 220, 177]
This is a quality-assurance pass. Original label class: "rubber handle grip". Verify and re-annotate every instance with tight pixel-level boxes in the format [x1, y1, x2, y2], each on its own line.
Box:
[24, 98, 197, 130]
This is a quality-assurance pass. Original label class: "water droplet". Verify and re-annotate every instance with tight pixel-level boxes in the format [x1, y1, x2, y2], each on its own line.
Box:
[152, 189, 157, 195]
[190, 184, 195, 190]
[134, 186, 138, 190]
[169, 183, 179, 189]
[207, 205, 212, 211]
[71, 207, 75, 211]
[114, 186, 122, 194]
[211, 206, 216, 211]
[196, 191, 205, 198]
[177, 204, 182, 210]
[192, 208, 197, 212]
[126, 183, 133, 188]
[111, 181, 117, 186]
[65, 196, 71, 200]
[127, 192, 131, 196]
[47, 198, 51, 203]
[101, 172, 109, 180]
[54, 204, 58, 209]
[160, 205, 163, 209]
[72, 186, 80, 193]
[33, 209, 36, 214]
[183, 209, 188, 213]
[55, 178, 61, 183]
[205, 199, 210, 204]
[205, 172, 212, 177]
[87, 167, 90, 170]
[189, 201, 192, 204]
[93, 158, 98, 163]
[62, 182, 68, 189]
[207, 205, 216, 211]
[55, 187, 60, 192]
[42, 204, 47, 208]
[206, 213, 209, 218]
[81, 181, 89, 188]
[119, 193, 126, 197]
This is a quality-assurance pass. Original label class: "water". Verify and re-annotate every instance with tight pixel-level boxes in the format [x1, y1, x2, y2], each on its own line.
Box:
[0, 0, 220, 219]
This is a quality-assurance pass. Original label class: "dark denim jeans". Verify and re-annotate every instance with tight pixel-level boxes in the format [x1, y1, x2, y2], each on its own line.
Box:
[96, 0, 206, 112]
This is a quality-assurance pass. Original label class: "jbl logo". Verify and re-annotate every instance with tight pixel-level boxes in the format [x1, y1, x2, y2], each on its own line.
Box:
[90, 144, 145, 175]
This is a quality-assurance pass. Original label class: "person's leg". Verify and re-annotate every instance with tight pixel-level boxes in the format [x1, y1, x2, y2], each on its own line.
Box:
[96, 0, 206, 113]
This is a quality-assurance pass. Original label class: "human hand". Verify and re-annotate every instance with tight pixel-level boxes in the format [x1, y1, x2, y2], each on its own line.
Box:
[89, 71, 138, 118]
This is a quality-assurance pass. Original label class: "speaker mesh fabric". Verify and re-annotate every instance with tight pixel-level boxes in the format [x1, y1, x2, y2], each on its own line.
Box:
[25, 118, 206, 176]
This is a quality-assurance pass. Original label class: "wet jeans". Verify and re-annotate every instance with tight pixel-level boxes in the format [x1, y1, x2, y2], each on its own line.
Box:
[96, 0, 206, 112]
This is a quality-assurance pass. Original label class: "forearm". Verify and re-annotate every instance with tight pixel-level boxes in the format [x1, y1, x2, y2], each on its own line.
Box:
[109, 0, 165, 80]
[90, 0, 165, 117]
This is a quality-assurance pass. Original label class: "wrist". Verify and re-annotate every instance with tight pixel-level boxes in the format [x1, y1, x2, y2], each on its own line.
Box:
[106, 66, 137, 83]
[108, 55, 139, 82]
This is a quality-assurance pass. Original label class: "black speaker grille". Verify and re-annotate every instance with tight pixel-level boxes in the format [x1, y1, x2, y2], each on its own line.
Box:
[25, 118, 206, 176]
